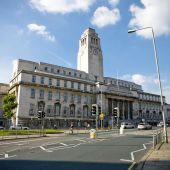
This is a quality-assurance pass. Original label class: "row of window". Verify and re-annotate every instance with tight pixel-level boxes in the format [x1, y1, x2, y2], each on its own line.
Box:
[139, 94, 162, 102]
[29, 103, 91, 117]
[32, 75, 93, 92]
[42, 66, 86, 79]
[30, 89, 93, 104]
[104, 79, 139, 90]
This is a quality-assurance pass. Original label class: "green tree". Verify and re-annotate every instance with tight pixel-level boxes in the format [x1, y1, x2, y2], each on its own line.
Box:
[2, 93, 18, 119]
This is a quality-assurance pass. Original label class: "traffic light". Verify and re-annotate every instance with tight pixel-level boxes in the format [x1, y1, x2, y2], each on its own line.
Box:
[98, 106, 101, 114]
[38, 111, 42, 119]
[91, 104, 97, 116]
[113, 108, 118, 118]
[42, 111, 45, 118]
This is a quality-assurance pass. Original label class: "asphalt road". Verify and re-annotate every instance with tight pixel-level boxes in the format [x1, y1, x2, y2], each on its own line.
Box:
[0, 128, 156, 170]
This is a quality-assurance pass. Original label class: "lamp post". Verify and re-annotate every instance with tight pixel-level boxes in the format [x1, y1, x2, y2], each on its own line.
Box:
[95, 82, 103, 128]
[128, 27, 168, 143]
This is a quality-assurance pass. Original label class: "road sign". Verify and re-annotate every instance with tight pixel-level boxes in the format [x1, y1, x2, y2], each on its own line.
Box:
[99, 113, 105, 119]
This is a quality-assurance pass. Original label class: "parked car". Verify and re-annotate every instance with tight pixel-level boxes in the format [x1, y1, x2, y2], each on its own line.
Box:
[9, 124, 29, 130]
[0, 126, 4, 130]
[121, 122, 135, 129]
[157, 122, 169, 127]
[138, 123, 152, 130]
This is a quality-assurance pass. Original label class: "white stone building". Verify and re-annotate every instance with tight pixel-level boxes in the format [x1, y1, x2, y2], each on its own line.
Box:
[9, 28, 167, 127]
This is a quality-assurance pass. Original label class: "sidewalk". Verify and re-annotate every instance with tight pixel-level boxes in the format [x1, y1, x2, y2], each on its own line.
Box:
[142, 128, 170, 170]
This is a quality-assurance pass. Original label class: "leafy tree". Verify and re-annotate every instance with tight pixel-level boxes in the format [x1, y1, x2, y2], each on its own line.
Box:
[2, 93, 18, 119]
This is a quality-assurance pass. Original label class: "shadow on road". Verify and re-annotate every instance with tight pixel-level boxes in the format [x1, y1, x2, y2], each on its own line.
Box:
[0, 160, 131, 170]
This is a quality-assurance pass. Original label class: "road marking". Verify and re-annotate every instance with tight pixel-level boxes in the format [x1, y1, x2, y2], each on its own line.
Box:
[120, 159, 133, 163]
[59, 143, 68, 146]
[0, 154, 17, 160]
[75, 139, 86, 142]
[40, 146, 53, 152]
[120, 141, 153, 163]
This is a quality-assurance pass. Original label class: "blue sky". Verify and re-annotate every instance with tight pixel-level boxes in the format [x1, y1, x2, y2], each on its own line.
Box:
[0, 0, 170, 103]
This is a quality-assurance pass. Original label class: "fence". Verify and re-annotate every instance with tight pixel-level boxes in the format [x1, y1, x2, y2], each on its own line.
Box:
[153, 129, 164, 149]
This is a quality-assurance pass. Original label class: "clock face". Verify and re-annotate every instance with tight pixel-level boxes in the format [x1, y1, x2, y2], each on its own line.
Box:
[93, 48, 98, 55]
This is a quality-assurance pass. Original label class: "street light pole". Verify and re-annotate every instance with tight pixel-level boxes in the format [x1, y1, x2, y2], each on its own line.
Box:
[128, 27, 168, 143]
[95, 82, 103, 128]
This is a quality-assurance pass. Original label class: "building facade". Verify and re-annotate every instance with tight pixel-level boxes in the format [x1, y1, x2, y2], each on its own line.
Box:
[0, 83, 9, 126]
[9, 28, 167, 128]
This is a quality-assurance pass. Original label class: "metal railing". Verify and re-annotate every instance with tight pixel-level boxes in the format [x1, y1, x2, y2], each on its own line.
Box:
[153, 129, 164, 149]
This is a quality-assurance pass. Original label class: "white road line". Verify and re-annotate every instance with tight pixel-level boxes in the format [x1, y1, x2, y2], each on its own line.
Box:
[120, 159, 133, 163]
[75, 139, 86, 142]
[0, 155, 17, 160]
[120, 141, 153, 162]
[60, 143, 68, 146]
[40, 146, 53, 152]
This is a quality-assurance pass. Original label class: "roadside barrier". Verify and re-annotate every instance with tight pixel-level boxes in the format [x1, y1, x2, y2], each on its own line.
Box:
[153, 129, 164, 149]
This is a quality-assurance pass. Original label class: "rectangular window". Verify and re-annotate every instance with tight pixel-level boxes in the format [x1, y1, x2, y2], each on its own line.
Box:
[48, 91, 52, 100]
[84, 84, 87, 91]
[64, 93, 68, 102]
[71, 82, 74, 89]
[41, 77, 44, 84]
[63, 70, 66, 75]
[56, 92, 60, 100]
[29, 103, 35, 116]
[90, 85, 93, 92]
[39, 90, 44, 99]
[49, 78, 52, 86]
[31, 89, 35, 98]
[32, 75, 36, 83]
[78, 83, 81, 90]
[71, 94, 74, 103]
[84, 96, 88, 104]
[90, 96, 93, 104]
[64, 80, 67, 88]
[77, 95, 81, 104]
[56, 79, 60, 86]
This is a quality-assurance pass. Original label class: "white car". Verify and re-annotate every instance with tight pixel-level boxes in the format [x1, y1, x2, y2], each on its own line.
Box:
[157, 122, 169, 127]
[9, 124, 29, 130]
[121, 122, 135, 129]
[0, 126, 4, 130]
[138, 123, 152, 130]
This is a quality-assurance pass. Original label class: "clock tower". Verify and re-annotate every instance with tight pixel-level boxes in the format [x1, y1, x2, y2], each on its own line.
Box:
[77, 28, 103, 78]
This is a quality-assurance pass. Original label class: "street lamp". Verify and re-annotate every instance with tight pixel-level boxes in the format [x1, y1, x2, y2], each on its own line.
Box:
[95, 82, 104, 128]
[128, 27, 168, 143]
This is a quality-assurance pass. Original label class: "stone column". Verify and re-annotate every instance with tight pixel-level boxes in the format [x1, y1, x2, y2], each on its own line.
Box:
[127, 101, 130, 120]
[122, 100, 125, 120]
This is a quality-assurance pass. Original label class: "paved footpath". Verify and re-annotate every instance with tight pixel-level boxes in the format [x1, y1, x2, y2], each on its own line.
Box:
[142, 128, 170, 170]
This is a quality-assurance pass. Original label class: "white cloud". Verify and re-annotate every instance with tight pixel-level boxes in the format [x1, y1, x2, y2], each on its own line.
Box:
[129, 0, 170, 39]
[27, 23, 55, 42]
[108, 0, 120, 7]
[29, 0, 96, 14]
[91, 6, 120, 28]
